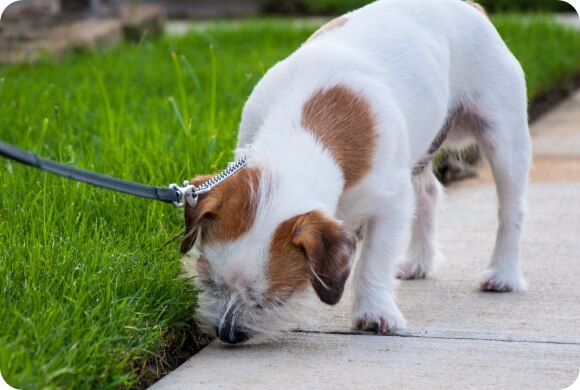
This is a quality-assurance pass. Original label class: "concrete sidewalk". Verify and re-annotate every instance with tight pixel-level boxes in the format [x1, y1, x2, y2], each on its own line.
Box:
[152, 92, 580, 389]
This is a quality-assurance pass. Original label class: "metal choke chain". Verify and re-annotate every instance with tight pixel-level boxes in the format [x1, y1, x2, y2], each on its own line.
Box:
[195, 155, 248, 195]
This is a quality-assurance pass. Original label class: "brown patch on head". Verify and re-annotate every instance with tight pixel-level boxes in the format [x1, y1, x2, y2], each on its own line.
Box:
[267, 211, 356, 305]
[180, 167, 261, 253]
[301, 85, 378, 189]
[307, 16, 348, 43]
[466, 0, 488, 17]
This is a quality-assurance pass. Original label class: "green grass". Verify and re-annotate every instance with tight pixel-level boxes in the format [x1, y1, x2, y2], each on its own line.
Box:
[492, 15, 580, 97]
[1, 15, 579, 389]
[262, 0, 574, 15]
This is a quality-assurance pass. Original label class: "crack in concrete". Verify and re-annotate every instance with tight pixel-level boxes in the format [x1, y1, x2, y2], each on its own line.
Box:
[292, 329, 580, 346]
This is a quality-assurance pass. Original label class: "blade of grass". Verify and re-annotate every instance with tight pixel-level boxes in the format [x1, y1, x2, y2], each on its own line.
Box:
[208, 44, 217, 139]
[171, 52, 191, 131]
[93, 69, 116, 145]
[179, 54, 203, 98]
[168, 96, 188, 135]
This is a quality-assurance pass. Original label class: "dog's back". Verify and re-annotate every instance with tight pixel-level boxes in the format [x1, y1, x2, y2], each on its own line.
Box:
[237, 0, 525, 166]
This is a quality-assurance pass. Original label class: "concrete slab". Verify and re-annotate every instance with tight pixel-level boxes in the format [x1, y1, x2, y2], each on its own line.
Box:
[531, 91, 580, 157]
[151, 332, 580, 390]
[528, 156, 580, 182]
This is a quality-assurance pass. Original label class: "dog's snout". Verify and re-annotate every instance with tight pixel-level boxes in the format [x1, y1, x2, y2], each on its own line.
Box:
[215, 325, 251, 344]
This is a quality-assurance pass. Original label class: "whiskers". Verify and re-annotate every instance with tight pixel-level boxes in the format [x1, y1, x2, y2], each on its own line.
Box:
[194, 285, 320, 344]
[217, 294, 238, 337]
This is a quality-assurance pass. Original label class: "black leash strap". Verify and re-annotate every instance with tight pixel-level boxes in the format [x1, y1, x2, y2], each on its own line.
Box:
[0, 141, 181, 204]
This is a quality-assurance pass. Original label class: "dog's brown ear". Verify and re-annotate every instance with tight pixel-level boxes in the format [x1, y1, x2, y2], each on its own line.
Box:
[292, 211, 356, 305]
[180, 175, 218, 253]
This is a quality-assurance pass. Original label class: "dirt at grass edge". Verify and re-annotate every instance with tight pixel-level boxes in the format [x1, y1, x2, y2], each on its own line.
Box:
[528, 72, 580, 122]
[132, 320, 211, 389]
[137, 72, 580, 389]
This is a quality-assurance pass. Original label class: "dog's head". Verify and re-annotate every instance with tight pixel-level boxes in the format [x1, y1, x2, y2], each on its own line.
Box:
[181, 167, 356, 344]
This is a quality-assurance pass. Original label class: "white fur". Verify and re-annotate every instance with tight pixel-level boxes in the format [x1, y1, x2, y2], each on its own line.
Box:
[189, 0, 531, 340]
[398, 164, 444, 280]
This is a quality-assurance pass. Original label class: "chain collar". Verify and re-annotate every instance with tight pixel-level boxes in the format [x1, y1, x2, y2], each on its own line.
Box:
[169, 155, 247, 208]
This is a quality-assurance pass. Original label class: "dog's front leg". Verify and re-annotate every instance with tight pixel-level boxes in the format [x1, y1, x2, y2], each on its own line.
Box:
[351, 183, 413, 333]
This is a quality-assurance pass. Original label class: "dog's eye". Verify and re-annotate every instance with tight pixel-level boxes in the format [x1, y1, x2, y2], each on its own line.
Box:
[204, 212, 217, 221]
[200, 278, 218, 291]
[199, 279, 230, 297]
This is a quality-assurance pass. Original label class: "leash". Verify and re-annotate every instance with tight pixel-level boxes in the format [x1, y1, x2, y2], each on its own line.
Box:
[0, 140, 247, 208]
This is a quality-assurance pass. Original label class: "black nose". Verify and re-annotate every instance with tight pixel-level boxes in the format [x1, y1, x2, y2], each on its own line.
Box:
[214, 325, 251, 344]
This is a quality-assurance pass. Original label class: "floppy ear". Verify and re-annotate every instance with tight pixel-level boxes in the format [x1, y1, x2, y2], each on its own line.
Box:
[292, 211, 356, 305]
[180, 175, 218, 253]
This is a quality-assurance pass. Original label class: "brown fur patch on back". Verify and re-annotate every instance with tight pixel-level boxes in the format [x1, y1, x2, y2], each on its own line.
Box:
[466, 0, 488, 17]
[307, 16, 348, 43]
[301, 85, 378, 189]
[180, 167, 261, 252]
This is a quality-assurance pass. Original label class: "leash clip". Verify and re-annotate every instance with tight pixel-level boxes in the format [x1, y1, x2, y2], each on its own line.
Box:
[169, 181, 198, 208]
[169, 155, 247, 209]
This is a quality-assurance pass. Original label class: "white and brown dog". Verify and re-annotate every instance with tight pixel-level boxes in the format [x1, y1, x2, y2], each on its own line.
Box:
[181, 0, 531, 344]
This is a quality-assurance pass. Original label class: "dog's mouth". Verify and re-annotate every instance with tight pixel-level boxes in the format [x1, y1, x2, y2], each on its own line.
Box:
[205, 294, 258, 345]
[196, 280, 318, 345]
[204, 298, 288, 345]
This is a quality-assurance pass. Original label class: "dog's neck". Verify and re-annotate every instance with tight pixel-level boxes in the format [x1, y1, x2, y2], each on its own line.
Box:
[239, 123, 345, 220]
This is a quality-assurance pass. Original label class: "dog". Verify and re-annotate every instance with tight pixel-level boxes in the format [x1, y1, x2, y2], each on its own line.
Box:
[180, 0, 531, 344]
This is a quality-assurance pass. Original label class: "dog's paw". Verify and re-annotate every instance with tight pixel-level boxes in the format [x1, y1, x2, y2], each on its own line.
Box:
[396, 259, 430, 280]
[352, 297, 406, 334]
[480, 268, 526, 292]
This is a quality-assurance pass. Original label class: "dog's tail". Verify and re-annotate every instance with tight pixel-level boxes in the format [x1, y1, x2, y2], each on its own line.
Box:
[465, 0, 488, 17]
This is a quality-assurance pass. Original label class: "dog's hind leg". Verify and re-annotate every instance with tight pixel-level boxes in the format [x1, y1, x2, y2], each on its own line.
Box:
[397, 164, 443, 279]
[474, 104, 531, 292]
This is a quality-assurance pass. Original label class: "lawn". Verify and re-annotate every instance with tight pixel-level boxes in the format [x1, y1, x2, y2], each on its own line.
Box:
[1, 15, 579, 389]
